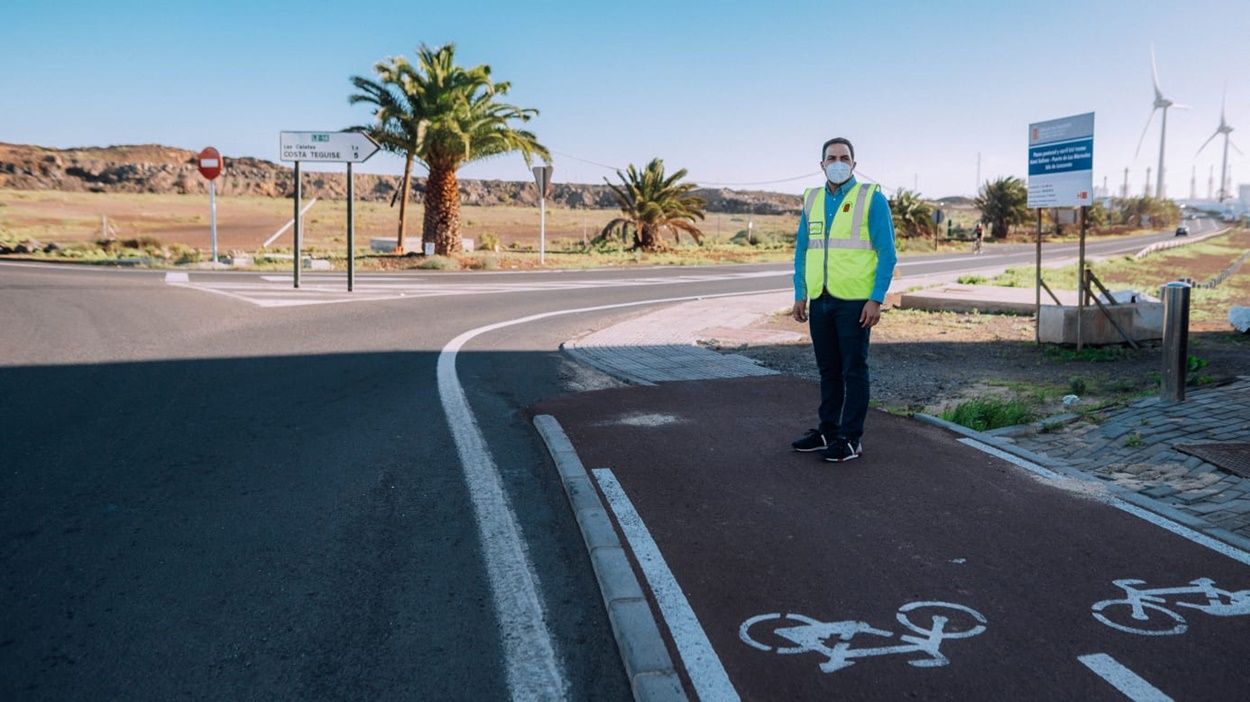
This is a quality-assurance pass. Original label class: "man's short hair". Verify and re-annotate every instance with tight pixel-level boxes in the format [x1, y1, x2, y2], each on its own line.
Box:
[821, 137, 855, 161]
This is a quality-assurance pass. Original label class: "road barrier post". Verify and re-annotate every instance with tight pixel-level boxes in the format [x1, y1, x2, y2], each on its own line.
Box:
[1160, 281, 1191, 403]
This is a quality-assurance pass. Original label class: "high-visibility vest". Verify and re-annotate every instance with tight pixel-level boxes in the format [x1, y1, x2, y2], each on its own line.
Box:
[802, 182, 878, 300]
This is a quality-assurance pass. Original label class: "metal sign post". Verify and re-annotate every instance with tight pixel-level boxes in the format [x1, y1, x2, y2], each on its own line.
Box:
[532, 164, 553, 265]
[209, 181, 218, 263]
[279, 131, 380, 291]
[347, 162, 354, 292]
[293, 161, 301, 289]
[196, 147, 223, 264]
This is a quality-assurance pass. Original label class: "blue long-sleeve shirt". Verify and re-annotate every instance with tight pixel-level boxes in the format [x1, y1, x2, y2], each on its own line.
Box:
[793, 176, 897, 303]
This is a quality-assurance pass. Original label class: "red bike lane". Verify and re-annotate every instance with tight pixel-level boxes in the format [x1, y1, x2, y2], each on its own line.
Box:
[531, 376, 1250, 701]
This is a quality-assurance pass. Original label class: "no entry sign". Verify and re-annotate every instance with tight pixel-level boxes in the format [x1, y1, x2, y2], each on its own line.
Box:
[197, 147, 222, 180]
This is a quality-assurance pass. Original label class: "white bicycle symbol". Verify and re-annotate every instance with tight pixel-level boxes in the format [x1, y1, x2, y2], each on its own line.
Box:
[739, 601, 987, 673]
[1091, 578, 1250, 636]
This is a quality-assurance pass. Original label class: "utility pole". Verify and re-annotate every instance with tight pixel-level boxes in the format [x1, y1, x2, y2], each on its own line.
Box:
[1190, 166, 1196, 200]
[1208, 165, 1215, 200]
[1145, 167, 1152, 197]
[1122, 167, 1129, 199]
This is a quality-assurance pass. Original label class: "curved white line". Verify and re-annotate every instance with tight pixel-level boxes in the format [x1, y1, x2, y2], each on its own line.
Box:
[437, 286, 786, 699]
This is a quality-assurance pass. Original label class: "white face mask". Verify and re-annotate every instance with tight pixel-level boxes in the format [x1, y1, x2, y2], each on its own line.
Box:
[824, 161, 853, 185]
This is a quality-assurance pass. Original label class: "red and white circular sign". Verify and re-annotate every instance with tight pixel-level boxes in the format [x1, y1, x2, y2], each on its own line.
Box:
[197, 146, 222, 180]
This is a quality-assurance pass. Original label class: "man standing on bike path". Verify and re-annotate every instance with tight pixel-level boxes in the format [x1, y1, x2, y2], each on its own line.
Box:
[790, 137, 897, 463]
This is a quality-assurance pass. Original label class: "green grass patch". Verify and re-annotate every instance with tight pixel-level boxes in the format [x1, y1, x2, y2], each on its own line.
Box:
[941, 397, 1036, 431]
[1043, 345, 1135, 363]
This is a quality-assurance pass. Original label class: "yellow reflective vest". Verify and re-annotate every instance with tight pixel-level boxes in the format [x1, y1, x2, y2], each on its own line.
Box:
[802, 182, 878, 300]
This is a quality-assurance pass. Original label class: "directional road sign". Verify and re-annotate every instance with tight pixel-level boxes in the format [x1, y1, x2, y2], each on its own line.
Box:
[532, 164, 554, 198]
[279, 131, 380, 163]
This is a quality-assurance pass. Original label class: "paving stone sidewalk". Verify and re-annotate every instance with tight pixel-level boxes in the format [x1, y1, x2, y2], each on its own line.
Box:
[1009, 377, 1250, 539]
[563, 292, 797, 384]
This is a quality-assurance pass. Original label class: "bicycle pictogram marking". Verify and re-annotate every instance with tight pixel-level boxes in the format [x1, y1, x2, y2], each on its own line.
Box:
[1091, 577, 1250, 636]
[739, 601, 987, 673]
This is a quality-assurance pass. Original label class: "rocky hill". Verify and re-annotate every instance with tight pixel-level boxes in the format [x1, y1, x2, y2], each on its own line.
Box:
[0, 143, 802, 215]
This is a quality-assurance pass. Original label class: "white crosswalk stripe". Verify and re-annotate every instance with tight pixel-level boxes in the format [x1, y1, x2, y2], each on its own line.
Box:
[167, 270, 788, 307]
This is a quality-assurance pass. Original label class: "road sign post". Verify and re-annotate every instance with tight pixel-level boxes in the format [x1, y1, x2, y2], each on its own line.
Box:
[1028, 112, 1095, 349]
[532, 164, 553, 265]
[197, 147, 223, 264]
[293, 161, 301, 289]
[279, 132, 380, 291]
[347, 162, 354, 292]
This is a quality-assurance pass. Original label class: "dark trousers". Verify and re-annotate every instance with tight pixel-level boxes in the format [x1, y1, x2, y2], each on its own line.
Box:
[809, 293, 871, 441]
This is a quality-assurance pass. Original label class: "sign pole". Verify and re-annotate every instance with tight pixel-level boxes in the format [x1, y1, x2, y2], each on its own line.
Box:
[293, 161, 301, 289]
[347, 162, 354, 292]
[1035, 208, 1042, 345]
[540, 196, 546, 265]
[1077, 206, 1087, 351]
[209, 180, 218, 264]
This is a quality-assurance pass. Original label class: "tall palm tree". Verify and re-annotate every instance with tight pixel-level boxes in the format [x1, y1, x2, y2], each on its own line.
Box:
[597, 158, 706, 252]
[974, 176, 1030, 239]
[888, 188, 936, 238]
[349, 43, 548, 255]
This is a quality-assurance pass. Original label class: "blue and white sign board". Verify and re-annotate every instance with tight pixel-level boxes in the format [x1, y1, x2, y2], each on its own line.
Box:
[1027, 112, 1094, 208]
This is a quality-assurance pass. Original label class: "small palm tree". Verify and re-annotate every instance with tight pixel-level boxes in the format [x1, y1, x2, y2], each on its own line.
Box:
[350, 43, 548, 255]
[888, 189, 937, 238]
[349, 59, 428, 253]
[596, 158, 705, 252]
[974, 176, 1030, 239]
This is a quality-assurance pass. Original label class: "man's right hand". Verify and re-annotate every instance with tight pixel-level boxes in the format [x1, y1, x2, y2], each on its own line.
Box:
[792, 299, 808, 323]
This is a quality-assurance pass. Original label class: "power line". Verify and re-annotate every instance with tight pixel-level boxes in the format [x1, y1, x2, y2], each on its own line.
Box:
[548, 149, 623, 172]
[692, 172, 819, 187]
[549, 148, 903, 195]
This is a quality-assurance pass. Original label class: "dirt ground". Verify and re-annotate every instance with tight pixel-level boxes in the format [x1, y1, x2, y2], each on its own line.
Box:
[732, 310, 1250, 418]
[724, 232, 1250, 418]
[0, 188, 794, 253]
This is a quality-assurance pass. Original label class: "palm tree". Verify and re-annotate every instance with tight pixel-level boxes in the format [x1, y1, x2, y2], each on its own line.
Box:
[888, 189, 937, 238]
[596, 158, 706, 252]
[974, 176, 1029, 239]
[349, 43, 548, 255]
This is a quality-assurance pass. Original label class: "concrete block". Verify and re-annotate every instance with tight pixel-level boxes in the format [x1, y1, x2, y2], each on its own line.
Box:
[1038, 303, 1160, 345]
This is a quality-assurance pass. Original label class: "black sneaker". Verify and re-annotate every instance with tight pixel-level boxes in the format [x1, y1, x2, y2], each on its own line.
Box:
[823, 438, 861, 463]
[791, 429, 828, 452]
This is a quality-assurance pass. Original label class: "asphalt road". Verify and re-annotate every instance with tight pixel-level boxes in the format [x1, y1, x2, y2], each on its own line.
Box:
[0, 223, 1218, 700]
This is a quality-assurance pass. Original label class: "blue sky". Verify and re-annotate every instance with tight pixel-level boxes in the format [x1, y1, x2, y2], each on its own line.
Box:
[3, 0, 1248, 198]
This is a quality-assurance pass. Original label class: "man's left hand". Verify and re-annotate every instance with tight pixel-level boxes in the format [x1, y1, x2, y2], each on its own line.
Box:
[859, 300, 882, 328]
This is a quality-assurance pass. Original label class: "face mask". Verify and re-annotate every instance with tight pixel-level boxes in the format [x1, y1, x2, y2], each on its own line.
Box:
[824, 161, 853, 185]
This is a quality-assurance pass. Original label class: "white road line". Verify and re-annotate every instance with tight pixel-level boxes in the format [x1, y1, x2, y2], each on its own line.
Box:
[438, 288, 784, 700]
[593, 468, 739, 702]
[958, 438, 1250, 567]
[1078, 653, 1173, 701]
[164, 271, 189, 283]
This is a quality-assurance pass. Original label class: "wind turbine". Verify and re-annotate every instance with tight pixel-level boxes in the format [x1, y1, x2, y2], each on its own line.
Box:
[1196, 85, 1241, 202]
[1134, 46, 1187, 199]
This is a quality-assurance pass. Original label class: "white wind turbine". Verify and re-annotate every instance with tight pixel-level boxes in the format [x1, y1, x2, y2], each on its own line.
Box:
[1134, 46, 1188, 199]
[1196, 85, 1241, 202]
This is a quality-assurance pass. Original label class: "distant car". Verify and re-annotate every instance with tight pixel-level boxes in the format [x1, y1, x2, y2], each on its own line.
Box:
[1175, 225, 1190, 237]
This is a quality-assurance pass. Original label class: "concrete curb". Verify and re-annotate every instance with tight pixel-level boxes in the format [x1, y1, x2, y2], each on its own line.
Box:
[532, 415, 687, 702]
[913, 413, 1250, 553]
